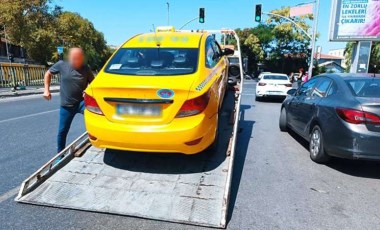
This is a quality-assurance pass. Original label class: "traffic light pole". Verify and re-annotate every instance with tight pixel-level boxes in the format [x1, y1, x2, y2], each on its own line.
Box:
[179, 17, 200, 30]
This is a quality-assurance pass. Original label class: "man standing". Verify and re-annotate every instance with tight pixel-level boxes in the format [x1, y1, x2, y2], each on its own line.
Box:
[43, 48, 94, 153]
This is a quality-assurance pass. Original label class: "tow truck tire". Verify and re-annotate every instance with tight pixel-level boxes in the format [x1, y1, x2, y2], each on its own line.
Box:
[279, 108, 288, 132]
[309, 125, 330, 164]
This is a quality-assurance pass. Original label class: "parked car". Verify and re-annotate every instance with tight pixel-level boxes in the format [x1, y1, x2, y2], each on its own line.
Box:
[280, 74, 380, 163]
[256, 73, 293, 101]
[84, 26, 233, 154]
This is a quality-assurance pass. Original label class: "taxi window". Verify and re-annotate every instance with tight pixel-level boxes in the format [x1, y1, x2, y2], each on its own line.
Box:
[211, 41, 222, 63]
[104, 48, 198, 76]
[205, 39, 216, 68]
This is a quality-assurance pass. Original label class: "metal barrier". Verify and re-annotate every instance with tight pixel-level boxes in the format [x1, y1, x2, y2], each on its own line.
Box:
[0, 63, 60, 88]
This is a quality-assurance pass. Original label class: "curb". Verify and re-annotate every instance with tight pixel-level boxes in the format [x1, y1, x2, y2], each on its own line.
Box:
[0, 89, 60, 99]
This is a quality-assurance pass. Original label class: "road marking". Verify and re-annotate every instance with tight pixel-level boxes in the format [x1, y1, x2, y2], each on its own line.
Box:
[242, 93, 256, 96]
[0, 109, 59, 124]
[0, 186, 20, 203]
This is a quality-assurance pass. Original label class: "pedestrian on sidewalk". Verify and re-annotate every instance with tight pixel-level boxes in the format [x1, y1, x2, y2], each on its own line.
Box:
[297, 68, 305, 88]
[43, 47, 94, 153]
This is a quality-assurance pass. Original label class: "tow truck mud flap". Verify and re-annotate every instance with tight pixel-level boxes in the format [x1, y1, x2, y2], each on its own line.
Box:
[15, 89, 242, 228]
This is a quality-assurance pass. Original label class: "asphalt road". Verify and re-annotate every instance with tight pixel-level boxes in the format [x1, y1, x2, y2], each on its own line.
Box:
[1, 82, 380, 230]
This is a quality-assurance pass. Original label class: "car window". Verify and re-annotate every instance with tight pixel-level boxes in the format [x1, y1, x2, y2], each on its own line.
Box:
[211, 41, 222, 63]
[205, 38, 216, 68]
[312, 78, 332, 98]
[345, 79, 380, 98]
[228, 57, 239, 64]
[104, 48, 198, 76]
[263, 75, 288, 80]
[297, 78, 319, 97]
[326, 82, 338, 96]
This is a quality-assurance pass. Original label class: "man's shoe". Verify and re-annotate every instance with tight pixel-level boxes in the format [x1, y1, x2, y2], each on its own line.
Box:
[53, 155, 65, 166]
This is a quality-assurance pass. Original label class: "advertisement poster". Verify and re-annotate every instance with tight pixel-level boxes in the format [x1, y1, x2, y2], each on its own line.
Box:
[330, 0, 380, 41]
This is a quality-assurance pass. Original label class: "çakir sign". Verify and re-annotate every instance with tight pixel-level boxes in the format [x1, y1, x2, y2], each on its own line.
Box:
[330, 0, 380, 41]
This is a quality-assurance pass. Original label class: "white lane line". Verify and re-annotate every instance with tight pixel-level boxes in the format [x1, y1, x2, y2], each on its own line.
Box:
[0, 186, 20, 203]
[0, 109, 59, 124]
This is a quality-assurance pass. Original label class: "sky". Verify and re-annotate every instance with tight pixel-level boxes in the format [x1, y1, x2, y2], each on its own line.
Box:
[56, 0, 346, 53]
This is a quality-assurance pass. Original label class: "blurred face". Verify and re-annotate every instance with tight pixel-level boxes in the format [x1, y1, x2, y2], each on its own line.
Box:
[68, 48, 85, 69]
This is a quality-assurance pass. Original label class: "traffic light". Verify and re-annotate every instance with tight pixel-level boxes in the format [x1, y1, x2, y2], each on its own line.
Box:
[199, 8, 205, 23]
[255, 4, 262, 22]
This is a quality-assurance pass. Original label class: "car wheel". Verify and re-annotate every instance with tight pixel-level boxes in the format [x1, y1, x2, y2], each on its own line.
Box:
[279, 108, 288, 132]
[309, 126, 330, 163]
[255, 95, 261, 101]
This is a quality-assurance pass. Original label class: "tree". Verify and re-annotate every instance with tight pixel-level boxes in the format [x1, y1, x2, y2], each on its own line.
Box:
[0, 0, 111, 69]
[56, 12, 110, 70]
[265, 7, 314, 73]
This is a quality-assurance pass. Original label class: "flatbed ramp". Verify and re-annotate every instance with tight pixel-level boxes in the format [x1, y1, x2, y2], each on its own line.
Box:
[16, 89, 241, 228]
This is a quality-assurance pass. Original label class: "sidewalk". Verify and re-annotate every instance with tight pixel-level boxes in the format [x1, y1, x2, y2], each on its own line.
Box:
[0, 85, 60, 99]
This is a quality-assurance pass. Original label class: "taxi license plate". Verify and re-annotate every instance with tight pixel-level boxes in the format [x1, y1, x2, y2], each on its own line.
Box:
[116, 104, 162, 117]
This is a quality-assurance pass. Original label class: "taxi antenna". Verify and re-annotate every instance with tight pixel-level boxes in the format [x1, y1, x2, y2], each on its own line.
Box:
[152, 24, 160, 47]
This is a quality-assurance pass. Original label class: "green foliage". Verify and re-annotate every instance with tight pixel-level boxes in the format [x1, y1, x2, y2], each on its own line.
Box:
[0, 0, 112, 70]
[226, 7, 313, 74]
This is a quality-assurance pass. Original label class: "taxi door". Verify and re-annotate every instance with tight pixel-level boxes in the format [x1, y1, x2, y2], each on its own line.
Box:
[205, 36, 228, 109]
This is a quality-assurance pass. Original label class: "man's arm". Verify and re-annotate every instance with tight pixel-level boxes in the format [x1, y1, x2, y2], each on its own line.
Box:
[44, 61, 62, 101]
[43, 70, 53, 100]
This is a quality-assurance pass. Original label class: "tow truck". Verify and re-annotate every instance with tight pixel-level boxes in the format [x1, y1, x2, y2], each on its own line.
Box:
[15, 29, 244, 229]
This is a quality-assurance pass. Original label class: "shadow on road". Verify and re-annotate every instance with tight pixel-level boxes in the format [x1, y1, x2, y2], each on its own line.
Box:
[326, 159, 380, 179]
[227, 104, 255, 224]
[256, 97, 285, 103]
[288, 129, 380, 179]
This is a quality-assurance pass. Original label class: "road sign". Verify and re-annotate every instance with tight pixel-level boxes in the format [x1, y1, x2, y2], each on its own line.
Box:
[57, 46, 64, 54]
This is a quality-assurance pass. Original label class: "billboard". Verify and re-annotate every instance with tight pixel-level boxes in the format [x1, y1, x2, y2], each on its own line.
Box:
[330, 0, 380, 41]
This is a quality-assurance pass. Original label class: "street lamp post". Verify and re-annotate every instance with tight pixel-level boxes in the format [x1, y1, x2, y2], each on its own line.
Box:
[3, 25, 17, 90]
[308, 0, 320, 78]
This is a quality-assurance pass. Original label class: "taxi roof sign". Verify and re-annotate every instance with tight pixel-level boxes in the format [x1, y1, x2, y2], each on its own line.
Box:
[156, 26, 175, 33]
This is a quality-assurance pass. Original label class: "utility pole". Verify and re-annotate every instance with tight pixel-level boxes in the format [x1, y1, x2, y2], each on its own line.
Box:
[166, 2, 170, 25]
[3, 25, 16, 90]
[308, 0, 320, 78]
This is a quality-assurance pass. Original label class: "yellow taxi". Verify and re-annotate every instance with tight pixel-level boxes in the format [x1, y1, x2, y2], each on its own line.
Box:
[84, 26, 233, 154]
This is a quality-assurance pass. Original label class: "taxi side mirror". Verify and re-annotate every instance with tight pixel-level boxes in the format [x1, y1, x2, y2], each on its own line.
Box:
[223, 48, 235, 56]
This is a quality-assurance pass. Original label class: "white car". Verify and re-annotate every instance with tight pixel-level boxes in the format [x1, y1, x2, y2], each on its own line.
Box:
[256, 73, 293, 101]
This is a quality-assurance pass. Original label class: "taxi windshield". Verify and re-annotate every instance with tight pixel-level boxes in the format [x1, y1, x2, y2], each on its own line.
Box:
[105, 48, 198, 76]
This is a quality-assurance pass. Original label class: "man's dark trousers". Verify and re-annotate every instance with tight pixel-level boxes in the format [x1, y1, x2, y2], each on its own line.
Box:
[57, 101, 85, 152]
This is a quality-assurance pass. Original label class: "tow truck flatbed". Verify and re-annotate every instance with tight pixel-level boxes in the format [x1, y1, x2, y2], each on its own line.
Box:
[16, 89, 240, 228]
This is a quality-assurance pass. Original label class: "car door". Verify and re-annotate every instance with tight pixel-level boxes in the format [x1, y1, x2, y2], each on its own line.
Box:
[287, 78, 320, 134]
[205, 37, 227, 109]
[298, 78, 333, 135]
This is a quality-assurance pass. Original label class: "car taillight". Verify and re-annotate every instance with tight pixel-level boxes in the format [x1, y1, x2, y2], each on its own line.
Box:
[84, 93, 104, 115]
[258, 82, 266, 86]
[336, 108, 380, 125]
[176, 91, 210, 118]
[285, 84, 292, 87]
